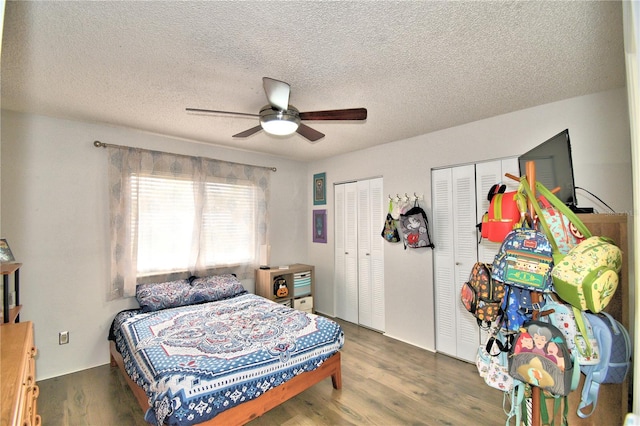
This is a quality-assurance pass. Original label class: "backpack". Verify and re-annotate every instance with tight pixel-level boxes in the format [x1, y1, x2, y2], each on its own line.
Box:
[399, 202, 434, 249]
[500, 284, 542, 332]
[509, 320, 576, 396]
[577, 312, 631, 418]
[460, 262, 505, 327]
[540, 300, 600, 366]
[483, 188, 525, 243]
[492, 227, 554, 293]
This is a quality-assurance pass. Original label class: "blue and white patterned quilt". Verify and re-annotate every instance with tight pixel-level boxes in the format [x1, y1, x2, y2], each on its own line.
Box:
[111, 293, 344, 425]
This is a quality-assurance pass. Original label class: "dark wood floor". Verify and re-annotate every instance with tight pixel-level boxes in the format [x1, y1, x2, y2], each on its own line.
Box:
[37, 319, 506, 425]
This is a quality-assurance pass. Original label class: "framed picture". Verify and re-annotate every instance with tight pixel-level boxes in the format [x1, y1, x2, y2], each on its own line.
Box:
[0, 239, 15, 263]
[313, 172, 326, 205]
[313, 209, 327, 243]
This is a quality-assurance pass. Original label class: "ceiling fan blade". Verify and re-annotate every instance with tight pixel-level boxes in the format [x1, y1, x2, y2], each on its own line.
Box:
[186, 108, 258, 118]
[296, 123, 325, 143]
[262, 77, 290, 111]
[233, 125, 263, 138]
[299, 108, 367, 121]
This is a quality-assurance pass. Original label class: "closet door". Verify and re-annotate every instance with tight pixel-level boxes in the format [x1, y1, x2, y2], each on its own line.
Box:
[357, 178, 384, 331]
[334, 182, 359, 324]
[334, 184, 347, 319]
[432, 165, 480, 362]
[334, 178, 384, 330]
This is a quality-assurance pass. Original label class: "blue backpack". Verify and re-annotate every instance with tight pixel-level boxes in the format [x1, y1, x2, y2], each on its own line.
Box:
[492, 228, 554, 293]
[577, 312, 631, 418]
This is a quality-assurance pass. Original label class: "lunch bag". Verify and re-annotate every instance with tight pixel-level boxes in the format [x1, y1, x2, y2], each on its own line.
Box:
[577, 312, 631, 418]
[551, 236, 622, 313]
[509, 320, 576, 396]
[460, 262, 505, 327]
[492, 227, 554, 293]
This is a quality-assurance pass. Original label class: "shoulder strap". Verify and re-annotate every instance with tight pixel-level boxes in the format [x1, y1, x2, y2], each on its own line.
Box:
[504, 381, 525, 426]
[572, 306, 594, 358]
[577, 376, 599, 419]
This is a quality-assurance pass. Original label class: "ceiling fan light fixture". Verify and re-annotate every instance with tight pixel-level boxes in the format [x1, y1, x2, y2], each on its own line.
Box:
[259, 106, 301, 136]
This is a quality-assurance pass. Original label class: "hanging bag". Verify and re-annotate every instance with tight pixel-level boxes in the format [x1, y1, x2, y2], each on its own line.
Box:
[550, 236, 622, 313]
[491, 227, 555, 293]
[540, 298, 600, 366]
[508, 320, 577, 396]
[460, 262, 505, 327]
[381, 199, 401, 243]
[476, 330, 517, 392]
[399, 200, 435, 249]
[578, 312, 631, 418]
[483, 185, 527, 243]
[520, 178, 592, 263]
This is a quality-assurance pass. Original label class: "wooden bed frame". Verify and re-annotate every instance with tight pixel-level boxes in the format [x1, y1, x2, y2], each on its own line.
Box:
[109, 341, 342, 425]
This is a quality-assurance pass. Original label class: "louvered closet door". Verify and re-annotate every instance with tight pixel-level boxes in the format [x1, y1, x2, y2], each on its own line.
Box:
[357, 178, 384, 331]
[334, 182, 359, 324]
[334, 184, 347, 320]
[432, 165, 479, 362]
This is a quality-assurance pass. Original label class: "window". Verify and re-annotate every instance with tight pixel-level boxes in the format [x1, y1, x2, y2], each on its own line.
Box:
[132, 175, 257, 276]
[108, 146, 270, 299]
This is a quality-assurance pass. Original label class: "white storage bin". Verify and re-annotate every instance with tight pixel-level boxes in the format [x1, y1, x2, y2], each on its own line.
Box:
[294, 296, 313, 312]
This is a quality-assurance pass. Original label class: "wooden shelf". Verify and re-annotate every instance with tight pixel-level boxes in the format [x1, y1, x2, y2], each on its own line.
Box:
[1, 263, 22, 324]
[255, 264, 314, 312]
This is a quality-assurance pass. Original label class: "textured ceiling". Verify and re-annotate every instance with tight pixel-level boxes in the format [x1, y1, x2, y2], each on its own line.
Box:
[1, 1, 625, 162]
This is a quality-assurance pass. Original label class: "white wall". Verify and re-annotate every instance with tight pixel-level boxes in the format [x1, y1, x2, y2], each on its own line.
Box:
[1, 87, 631, 380]
[308, 88, 632, 352]
[0, 110, 309, 380]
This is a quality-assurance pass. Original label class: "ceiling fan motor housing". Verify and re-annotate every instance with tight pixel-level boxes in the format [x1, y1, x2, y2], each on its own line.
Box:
[259, 105, 301, 135]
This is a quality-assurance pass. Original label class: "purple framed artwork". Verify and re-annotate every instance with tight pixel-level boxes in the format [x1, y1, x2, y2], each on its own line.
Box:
[313, 209, 327, 243]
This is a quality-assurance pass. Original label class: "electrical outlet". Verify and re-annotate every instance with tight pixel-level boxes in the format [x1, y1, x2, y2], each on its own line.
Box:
[59, 331, 69, 345]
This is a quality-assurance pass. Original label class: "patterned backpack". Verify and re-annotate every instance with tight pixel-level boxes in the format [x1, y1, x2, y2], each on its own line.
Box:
[509, 320, 577, 396]
[492, 227, 555, 293]
[541, 300, 600, 366]
[460, 262, 505, 327]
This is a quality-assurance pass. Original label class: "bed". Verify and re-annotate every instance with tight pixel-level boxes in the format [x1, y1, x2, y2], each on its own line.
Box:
[108, 274, 344, 426]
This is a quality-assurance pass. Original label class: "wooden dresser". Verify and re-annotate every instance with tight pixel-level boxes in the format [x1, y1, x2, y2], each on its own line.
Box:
[1, 321, 40, 426]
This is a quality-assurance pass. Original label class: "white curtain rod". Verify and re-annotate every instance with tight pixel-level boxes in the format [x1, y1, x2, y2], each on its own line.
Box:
[92, 140, 277, 172]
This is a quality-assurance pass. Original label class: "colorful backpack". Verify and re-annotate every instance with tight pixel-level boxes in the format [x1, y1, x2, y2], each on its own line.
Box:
[522, 179, 592, 258]
[500, 284, 541, 332]
[492, 227, 555, 293]
[541, 300, 600, 366]
[578, 312, 631, 418]
[509, 320, 576, 396]
[551, 236, 622, 313]
[483, 189, 525, 243]
[460, 262, 505, 327]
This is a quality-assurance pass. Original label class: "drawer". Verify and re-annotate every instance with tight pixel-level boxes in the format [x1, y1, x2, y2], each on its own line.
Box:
[294, 296, 313, 311]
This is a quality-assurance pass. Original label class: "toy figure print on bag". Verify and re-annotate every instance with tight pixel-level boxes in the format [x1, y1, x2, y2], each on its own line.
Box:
[399, 200, 434, 249]
[510, 321, 575, 396]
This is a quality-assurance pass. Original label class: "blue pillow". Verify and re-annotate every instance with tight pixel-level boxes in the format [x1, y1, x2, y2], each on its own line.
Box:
[136, 274, 247, 312]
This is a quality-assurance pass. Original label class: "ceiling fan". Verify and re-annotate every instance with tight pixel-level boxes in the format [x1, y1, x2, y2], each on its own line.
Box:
[186, 77, 367, 143]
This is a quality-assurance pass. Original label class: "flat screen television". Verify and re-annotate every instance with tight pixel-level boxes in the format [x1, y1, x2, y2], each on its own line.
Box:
[518, 129, 577, 208]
